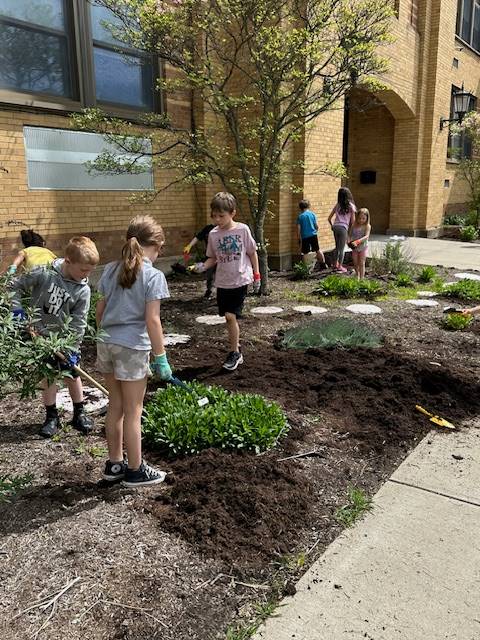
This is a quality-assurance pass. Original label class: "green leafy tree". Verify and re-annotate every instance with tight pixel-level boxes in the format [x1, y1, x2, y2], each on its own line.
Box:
[451, 112, 480, 230]
[73, 0, 394, 292]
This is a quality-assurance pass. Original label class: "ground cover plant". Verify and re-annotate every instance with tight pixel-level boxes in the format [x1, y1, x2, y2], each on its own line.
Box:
[143, 382, 288, 455]
[292, 261, 311, 280]
[459, 225, 479, 242]
[442, 279, 480, 301]
[418, 265, 437, 283]
[335, 486, 372, 527]
[314, 274, 383, 298]
[441, 312, 473, 331]
[0, 473, 32, 503]
[280, 318, 383, 350]
[394, 273, 414, 287]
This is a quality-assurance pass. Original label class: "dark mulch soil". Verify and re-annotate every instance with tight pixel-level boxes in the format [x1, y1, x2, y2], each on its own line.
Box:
[1, 269, 480, 640]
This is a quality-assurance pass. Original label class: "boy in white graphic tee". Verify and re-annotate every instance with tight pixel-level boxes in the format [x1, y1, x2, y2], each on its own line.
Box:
[193, 192, 260, 370]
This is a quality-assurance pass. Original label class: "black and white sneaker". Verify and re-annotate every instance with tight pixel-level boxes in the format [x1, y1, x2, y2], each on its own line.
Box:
[103, 459, 127, 482]
[122, 461, 166, 487]
[222, 351, 244, 371]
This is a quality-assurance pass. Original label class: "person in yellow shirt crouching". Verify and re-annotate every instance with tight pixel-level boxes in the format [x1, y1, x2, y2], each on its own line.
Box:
[7, 229, 56, 275]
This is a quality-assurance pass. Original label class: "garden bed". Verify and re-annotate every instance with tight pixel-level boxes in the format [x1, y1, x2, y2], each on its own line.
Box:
[1, 269, 480, 640]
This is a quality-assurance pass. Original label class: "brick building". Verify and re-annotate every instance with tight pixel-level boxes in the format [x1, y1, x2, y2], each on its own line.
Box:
[0, 0, 479, 270]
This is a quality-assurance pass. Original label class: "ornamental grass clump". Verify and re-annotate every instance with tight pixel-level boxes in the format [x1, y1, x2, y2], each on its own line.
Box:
[441, 313, 473, 331]
[418, 265, 437, 283]
[143, 382, 288, 455]
[442, 279, 480, 301]
[292, 261, 311, 280]
[314, 275, 383, 298]
[281, 318, 383, 350]
[394, 273, 414, 287]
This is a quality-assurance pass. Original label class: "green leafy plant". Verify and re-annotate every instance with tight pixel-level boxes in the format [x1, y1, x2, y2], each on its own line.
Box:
[369, 240, 414, 276]
[143, 382, 288, 455]
[394, 272, 414, 287]
[0, 273, 81, 399]
[418, 266, 437, 283]
[0, 473, 33, 503]
[281, 318, 383, 350]
[441, 312, 473, 331]
[292, 261, 311, 280]
[335, 487, 372, 527]
[459, 225, 479, 242]
[443, 214, 465, 226]
[442, 279, 480, 301]
[88, 444, 108, 459]
[314, 274, 384, 298]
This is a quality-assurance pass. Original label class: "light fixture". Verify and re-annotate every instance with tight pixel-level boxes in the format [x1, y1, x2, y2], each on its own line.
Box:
[440, 85, 473, 130]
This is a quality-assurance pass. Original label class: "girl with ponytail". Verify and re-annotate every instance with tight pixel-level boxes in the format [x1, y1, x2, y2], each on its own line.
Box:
[95, 215, 171, 486]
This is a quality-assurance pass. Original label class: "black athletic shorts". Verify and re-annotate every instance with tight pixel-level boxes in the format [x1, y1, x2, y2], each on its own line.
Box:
[301, 235, 319, 254]
[217, 285, 248, 318]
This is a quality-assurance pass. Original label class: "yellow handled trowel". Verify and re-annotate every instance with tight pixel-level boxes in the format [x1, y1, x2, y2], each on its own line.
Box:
[415, 405, 455, 429]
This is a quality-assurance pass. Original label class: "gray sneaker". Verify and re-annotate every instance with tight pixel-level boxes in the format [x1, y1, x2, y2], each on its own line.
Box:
[122, 461, 166, 487]
[223, 351, 244, 371]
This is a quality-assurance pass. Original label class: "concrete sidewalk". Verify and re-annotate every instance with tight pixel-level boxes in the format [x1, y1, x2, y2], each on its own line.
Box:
[369, 235, 480, 271]
[255, 427, 480, 640]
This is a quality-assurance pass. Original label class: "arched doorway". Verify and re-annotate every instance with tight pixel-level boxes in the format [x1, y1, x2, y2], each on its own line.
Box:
[344, 89, 395, 233]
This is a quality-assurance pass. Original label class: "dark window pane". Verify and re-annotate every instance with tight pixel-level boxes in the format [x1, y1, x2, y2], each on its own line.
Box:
[457, 0, 463, 35]
[0, 23, 72, 96]
[93, 47, 154, 109]
[461, 0, 473, 41]
[0, 0, 65, 30]
[473, 2, 480, 49]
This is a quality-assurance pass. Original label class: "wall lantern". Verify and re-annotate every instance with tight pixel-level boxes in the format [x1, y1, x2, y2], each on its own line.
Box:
[440, 86, 473, 131]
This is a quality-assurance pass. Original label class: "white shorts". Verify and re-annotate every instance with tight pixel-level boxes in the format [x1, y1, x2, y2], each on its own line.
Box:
[96, 343, 151, 381]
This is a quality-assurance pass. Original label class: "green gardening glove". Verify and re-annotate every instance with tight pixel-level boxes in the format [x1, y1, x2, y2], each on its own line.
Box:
[151, 353, 172, 381]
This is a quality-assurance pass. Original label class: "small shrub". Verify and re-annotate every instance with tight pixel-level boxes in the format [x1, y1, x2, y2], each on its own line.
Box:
[443, 214, 465, 226]
[0, 473, 33, 503]
[465, 210, 480, 228]
[335, 487, 372, 527]
[442, 313, 473, 331]
[143, 382, 288, 455]
[314, 275, 383, 298]
[418, 266, 437, 283]
[281, 318, 383, 350]
[460, 225, 479, 242]
[442, 279, 480, 301]
[369, 240, 414, 276]
[395, 273, 414, 287]
[292, 261, 310, 280]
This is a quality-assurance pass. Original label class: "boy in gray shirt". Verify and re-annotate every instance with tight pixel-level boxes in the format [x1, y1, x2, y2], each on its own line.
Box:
[11, 237, 100, 437]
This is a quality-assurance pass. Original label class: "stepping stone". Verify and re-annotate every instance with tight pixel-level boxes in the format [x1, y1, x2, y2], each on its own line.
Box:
[57, 386, 108, 414]
[417, 291, 439, 297]
[250, 306, 284, 315]
[293, 305, 328, 314]
[195, 315, 226, 325]
[346, 304, 382, 315]
[164, 333, 191, 345]
[406, 299, 439, 307]
[454, 272, 480, 281]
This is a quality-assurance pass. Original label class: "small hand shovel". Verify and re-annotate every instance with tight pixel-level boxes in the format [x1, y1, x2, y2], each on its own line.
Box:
[415, 404, 455, 429]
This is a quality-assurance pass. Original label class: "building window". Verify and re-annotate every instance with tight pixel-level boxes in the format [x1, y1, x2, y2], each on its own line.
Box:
[448, 87, 476, 160]
[0, 0, 76, 99]
[456, 0, 480, 52]
[24, 125, 154, 191]
[0, 0, 160, 114]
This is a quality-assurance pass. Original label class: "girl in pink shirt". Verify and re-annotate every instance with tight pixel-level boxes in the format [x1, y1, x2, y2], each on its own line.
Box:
[327, 187, 356, 272]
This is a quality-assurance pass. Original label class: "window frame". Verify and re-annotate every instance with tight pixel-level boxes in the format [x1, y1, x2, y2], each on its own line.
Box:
[0, 0, 163, 118]
[456, 0, 480, 54]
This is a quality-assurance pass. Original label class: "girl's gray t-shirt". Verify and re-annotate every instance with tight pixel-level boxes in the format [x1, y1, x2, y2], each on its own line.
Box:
[98, 258, 169, 350]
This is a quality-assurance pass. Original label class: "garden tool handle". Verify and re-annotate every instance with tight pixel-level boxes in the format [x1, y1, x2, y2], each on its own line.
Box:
[54, 350, 109, 397]
[415, 405, 432, 417]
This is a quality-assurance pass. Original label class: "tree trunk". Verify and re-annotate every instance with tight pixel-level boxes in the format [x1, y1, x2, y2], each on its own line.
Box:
[253, 216, 269, 295]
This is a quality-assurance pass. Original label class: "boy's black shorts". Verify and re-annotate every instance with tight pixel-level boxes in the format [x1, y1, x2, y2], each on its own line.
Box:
[301, 235, 319, 254]
[217, 286, 248, 318]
